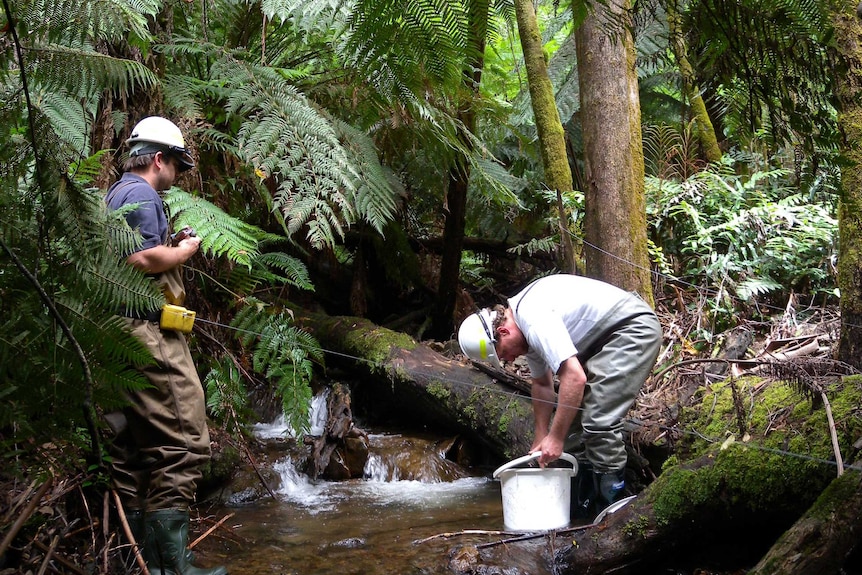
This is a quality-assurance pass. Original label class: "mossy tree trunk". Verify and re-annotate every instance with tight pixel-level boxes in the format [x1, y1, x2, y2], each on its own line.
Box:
[667, 0, 722, 163]
[575, 0, 654, 304]
[549, 376, 862, 574]
[514, 0, 576, 274]
[833, 0, 862, 371]
[748, 468, 862, 575]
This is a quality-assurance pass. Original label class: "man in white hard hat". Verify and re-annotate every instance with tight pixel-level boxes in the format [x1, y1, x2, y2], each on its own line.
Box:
[105, 116, 227, 575]
[458, 274, 662, 518]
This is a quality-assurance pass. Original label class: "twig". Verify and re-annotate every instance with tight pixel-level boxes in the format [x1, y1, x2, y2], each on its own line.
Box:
[189, 513, 234, 550]
[413, 529, 513, 545]
[0, 476, 53, 559]
[652, 358, 762, 383]
[111, 490, 150, 575]
[32, 537, 87, 575]
[36, 534, 60, 575]
[821, 391, 845, 477]
[475, 522, 602, 550]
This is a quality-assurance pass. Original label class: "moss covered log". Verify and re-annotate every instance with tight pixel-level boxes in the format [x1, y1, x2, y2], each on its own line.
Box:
[295, 311, 535, 460]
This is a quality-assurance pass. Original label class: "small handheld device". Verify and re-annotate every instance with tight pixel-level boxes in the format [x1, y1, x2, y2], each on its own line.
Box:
[160, 304, 196, 333]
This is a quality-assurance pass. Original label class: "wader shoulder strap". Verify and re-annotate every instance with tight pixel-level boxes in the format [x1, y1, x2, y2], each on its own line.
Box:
[514, 279, 541, 315]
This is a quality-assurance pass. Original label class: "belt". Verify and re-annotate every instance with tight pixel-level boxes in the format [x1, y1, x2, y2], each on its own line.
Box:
[123, 308, 162, 322]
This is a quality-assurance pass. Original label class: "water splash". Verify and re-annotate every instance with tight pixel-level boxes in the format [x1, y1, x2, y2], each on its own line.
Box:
[252, 389, 329, 439]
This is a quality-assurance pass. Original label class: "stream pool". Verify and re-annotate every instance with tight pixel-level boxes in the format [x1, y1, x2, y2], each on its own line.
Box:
[204, 430, 550, 575]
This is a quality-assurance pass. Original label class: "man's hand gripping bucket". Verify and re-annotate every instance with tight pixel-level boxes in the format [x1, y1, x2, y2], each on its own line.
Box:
[492, 452, 579, 532]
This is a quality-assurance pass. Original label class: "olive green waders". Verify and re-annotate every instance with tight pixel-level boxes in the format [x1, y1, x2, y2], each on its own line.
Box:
[565, 295, 663, 516]
[108, 266, 226, 573]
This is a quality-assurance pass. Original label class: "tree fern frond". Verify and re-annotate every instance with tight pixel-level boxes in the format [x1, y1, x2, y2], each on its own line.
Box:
[330, 119, 399, 235]
[164, 188, 268, 268]
[12, 0, 158, 45]
[26, 43, 158, 98]
[261, 0, 349, 34]
[200, 52, 370, 248]
[344, 0, 467, 88]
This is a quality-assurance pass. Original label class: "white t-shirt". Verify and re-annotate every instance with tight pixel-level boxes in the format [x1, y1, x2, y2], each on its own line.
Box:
[508, 275, 631, 377]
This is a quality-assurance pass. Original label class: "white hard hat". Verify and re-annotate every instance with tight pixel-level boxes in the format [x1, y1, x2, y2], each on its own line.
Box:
[126, 116, 194, 171]
[458, 308, 503, 370]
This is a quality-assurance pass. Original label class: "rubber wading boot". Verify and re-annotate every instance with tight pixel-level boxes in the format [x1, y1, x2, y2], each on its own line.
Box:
[125, 510, 146, 547]
[596, 469, 626, 510]
[127, 510, 197, 565]
[124, 510, 148, 568]
[571, 462, 596, 520]
[146, 509, 228, 575]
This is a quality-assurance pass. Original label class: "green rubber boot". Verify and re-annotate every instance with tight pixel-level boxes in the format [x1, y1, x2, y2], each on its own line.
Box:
[123, 509, 149, 568]
[145, 509, 228, 575]
[125, 510, 146, 548]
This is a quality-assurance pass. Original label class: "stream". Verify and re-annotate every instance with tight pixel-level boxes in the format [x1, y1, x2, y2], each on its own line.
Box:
[208, 400, 551, 575]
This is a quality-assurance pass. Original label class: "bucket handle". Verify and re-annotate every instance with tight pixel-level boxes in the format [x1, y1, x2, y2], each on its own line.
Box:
[492, 452, 579, 479]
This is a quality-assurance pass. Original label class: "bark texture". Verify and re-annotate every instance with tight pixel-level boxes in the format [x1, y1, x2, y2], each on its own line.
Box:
[576, 0, 653, 303]
[749, 469, 862, 575]
[514, 0, 576, 273]
[833, 1, 862, 371]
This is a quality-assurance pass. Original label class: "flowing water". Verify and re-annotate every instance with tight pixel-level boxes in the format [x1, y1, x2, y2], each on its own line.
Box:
[209, 425, 545, 575]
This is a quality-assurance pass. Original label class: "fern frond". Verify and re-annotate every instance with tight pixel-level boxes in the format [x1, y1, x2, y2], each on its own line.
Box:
[18, 0, 159, 45]
[27, 43, 158, 98]
[202, 52, 374, 248]
[229, 297, 321, 435]
[330, 119, 399, 235]
[254, 252, 315, 291]
[164, 189, 269, 269]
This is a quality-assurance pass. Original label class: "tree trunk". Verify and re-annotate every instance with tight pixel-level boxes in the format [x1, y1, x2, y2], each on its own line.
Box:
[295, 310, 535, 460]
[514, 0, 576, 273]
[833, 1, 862, 371]
[548, 373, 862, 574]
[667, 0, 722, 163]
[576, 0, 654, 304]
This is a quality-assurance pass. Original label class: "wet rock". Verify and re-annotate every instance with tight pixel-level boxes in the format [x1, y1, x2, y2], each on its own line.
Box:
[329, 537, 366, 549]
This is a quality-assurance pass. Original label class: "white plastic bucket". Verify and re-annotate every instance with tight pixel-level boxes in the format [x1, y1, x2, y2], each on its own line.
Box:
[492, 452, 579, 532]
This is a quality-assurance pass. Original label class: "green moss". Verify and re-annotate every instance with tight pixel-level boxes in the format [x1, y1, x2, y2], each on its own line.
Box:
[498, 411, 512, 435]
[648, 375, 862, 526]
[622, 514, 651, 538]
[427, 381, 451, 400]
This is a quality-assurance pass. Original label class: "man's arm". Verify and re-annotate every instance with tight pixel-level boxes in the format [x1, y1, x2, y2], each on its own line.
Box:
[530, 370, 555, 452]
[126, 236, 201, 274]
[531, 356, 587, 466]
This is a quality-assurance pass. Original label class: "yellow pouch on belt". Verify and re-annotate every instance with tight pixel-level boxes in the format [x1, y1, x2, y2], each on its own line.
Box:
[160, 304, 196, 333]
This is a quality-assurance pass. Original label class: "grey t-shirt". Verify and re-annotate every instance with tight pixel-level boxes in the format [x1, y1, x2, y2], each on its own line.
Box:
[508, 275, 631, 377]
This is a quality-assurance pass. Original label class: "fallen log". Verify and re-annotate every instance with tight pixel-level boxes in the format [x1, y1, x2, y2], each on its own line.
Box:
[748, 466, 862, 575]
[551, 375, 862, 574]
[295, 310, 535, 460]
